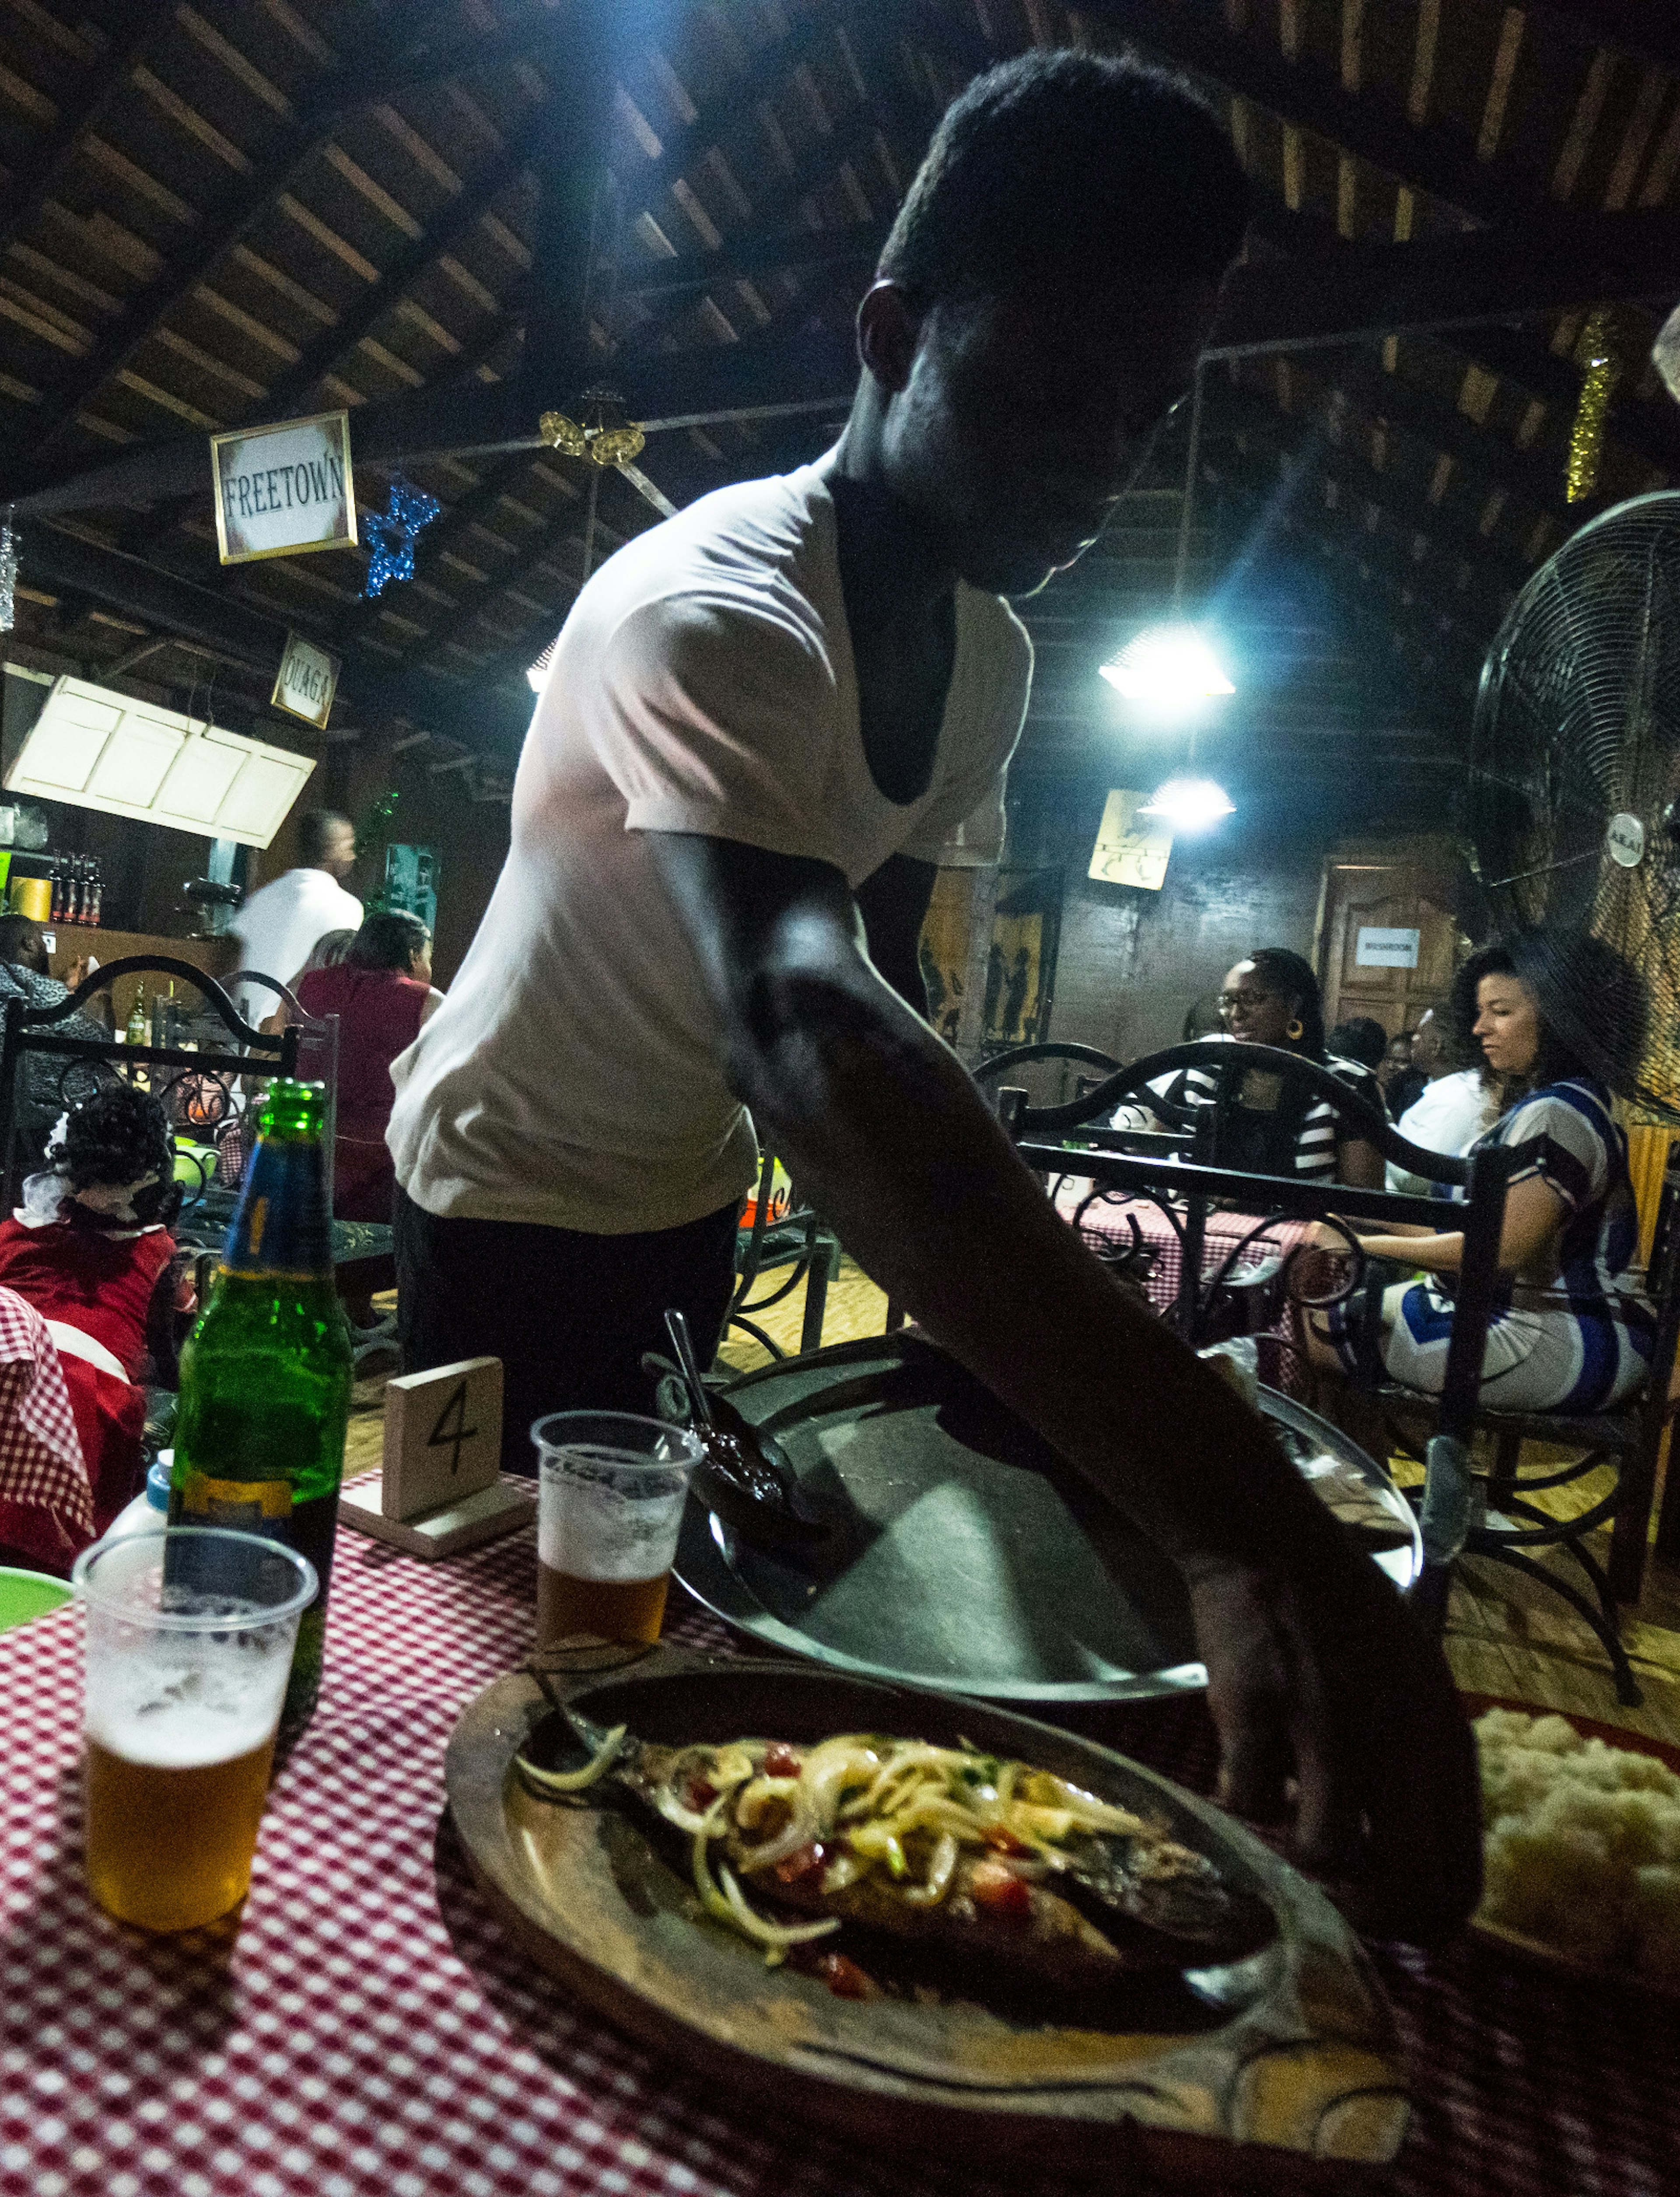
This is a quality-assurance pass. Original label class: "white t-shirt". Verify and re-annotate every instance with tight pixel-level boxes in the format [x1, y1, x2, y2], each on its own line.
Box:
[230, 867, 363, 1022]
[1387, 1068, 1497, 1196]
[387, 463, 1031, 1236]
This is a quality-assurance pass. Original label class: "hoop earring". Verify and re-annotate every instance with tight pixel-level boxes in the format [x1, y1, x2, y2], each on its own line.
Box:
[1287, 1017, 1305, 1041]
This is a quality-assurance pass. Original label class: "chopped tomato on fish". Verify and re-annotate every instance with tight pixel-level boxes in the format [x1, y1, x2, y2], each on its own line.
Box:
[969, 1860, 1033, 1917]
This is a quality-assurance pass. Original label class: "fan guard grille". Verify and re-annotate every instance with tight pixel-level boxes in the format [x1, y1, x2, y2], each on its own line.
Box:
[1470, 491, 1680, 1121]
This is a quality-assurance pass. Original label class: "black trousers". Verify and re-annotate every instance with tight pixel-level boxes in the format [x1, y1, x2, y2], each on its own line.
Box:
[393, 1187, 739, 1472]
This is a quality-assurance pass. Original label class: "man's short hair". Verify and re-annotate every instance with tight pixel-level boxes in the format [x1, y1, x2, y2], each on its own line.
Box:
[298, 809, 352, 868]
[0, 914, 45, 972]
[878, 49, 1250, 314]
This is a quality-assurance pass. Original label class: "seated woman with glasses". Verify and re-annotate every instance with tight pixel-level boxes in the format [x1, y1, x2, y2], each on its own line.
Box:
[1308, 933, 1655, 1414]
[1113, 946, 1386, 1186]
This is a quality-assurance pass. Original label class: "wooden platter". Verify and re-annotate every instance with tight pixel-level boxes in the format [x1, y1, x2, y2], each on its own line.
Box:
[1462, 1694, 1680, 2003]
[444, 1639, 1408, 2187]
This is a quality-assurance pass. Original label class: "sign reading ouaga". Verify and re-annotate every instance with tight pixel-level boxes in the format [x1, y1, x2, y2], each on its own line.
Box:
[210, 410, 357, 565]
[272, 631, 341, 730]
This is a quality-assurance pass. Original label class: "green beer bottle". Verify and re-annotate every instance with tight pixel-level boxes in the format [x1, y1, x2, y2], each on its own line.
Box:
[170, 1079, 353, 1731]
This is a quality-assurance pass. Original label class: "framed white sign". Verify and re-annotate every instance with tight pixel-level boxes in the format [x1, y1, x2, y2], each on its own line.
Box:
[1355, 925, 1421, 968]
[1088, 788, 1173, 891]
[271, 631, 341, 729]
[210, 409, 357, 564]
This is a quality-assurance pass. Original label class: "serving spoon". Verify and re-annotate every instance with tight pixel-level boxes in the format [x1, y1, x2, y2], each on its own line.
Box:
[663, 1308, 827, 1552]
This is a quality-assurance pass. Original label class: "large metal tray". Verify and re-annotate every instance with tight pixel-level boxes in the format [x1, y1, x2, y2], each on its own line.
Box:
[675, 1334, 1420, 1707]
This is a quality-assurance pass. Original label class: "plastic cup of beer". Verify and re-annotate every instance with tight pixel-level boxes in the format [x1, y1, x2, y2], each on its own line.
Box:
[72, 1526, 318, 1932]
[533, 1411, 702, 1646]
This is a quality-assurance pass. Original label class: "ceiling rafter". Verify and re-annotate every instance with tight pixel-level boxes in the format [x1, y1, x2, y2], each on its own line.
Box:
[610, 18, 923, 365]
[613, 216, 889, 303]
[0, 14, 174, 254]
[1253, 203, 1680, 479]
[1075, 0, 1555, 223]
[1228, 354, 1558, 582]
[318, 2, 859, 654]
[0, 14, 564, 477]
[258, 120, 545, 418]
[1078, 0, 1680, 466]
[1524, 0, 1680, 75]
[1224, 379, 1526, 620]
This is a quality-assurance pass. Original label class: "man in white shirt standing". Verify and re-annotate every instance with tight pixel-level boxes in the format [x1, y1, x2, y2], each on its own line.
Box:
[386, 50, 1479, 1941]
[230, 809, 362, 1023]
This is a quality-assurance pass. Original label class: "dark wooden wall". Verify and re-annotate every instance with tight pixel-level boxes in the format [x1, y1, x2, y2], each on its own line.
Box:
[1005, 775, 1337, 1062]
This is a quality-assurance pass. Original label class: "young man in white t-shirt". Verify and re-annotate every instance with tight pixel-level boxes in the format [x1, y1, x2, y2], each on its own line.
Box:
[230, 809, 363, 1024]
[387, 51, 1478, 1941]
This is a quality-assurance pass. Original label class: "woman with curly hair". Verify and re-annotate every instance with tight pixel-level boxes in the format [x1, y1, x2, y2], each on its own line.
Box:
[0, 1085, 194, 1525]
[1312, 931, 1655, 1413]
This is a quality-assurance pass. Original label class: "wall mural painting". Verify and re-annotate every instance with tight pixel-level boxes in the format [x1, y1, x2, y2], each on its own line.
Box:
[916, 867, 1064, 1053]
[984, 869, 1063, 1050]
[918, 868, 976, 1044]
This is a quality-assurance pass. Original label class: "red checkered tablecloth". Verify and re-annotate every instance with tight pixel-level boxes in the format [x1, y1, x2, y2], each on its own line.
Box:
[3, 1511, 1676, 2197]
[1052, 1181, 1314, 1396]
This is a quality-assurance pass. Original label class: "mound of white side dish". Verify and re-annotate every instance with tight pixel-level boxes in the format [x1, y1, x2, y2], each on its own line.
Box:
[1474, 1708, 1680, 1984]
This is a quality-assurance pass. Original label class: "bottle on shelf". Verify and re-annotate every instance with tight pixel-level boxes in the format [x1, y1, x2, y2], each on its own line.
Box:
[49, 862, 63, 924]
[170, 1080, 353, 1734]
[88, 860, 102, 929]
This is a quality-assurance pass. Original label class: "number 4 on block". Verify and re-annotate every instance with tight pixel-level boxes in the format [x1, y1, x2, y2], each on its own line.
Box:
[382, 1357, 503, 1521]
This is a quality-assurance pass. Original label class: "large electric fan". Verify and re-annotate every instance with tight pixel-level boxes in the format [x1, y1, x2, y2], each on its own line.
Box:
[1468, 490, 1680, 1122]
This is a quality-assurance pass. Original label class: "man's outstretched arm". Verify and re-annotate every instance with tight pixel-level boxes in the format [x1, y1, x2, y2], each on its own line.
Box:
[648, 828, 1481, 1941]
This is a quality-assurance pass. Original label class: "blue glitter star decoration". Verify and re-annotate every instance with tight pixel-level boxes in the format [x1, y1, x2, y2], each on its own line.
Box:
[360, 476, 441, 598]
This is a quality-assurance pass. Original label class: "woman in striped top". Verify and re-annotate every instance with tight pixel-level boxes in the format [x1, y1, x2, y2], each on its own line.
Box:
[1313, 938, 1655, 1414]
[1112, 946, 1386, 1186]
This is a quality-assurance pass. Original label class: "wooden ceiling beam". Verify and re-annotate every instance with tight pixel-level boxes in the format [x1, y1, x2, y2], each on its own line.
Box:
[1252, 202, 1680, 480]
[1223, 391, 1526, 616]
[612, 14, 928, 365]
[1210, 206, 1680, 357]
[1523, 0, 1680, 75]
[615, 217, 890, 303]
[260, 123, 543, 418]
[1315, 347, 1592, 520]
[1204, 450, 1494, 675]
[293, 6, 567, 129]
[0, 16, 172, 253]
[1077, 0, 1544, 221]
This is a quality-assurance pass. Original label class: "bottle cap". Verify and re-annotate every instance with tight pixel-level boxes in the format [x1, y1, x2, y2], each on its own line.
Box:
[145, 1456, 172, 1510]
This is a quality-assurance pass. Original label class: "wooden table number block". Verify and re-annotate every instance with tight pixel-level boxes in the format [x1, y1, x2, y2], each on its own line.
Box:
[338, 1356, 534, 1559]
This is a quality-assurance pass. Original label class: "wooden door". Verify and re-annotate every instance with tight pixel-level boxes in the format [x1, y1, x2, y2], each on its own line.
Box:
[1318, 840, 1467, 1037]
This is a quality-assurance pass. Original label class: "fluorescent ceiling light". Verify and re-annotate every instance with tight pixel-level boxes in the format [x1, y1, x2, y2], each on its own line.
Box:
[1099, 624, 1235, 708]
[4, 676, 317, 848]
[1139, 775, 1236, 830]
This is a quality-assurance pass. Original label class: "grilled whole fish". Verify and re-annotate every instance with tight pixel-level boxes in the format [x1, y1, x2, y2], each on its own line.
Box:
[520, 1718, 1275, 1988]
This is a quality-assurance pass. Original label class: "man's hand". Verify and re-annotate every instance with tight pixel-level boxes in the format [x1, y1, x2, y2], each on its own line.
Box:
[1187, 1549, 1481, 1941]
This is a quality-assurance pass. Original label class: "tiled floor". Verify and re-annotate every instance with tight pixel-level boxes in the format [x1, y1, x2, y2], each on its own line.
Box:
[348, 1258, 1680, 1748]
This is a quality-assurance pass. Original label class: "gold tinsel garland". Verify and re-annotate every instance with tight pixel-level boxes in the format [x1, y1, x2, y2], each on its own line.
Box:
[1566, 308, 1621, 503]
[539, 402, 646, 470]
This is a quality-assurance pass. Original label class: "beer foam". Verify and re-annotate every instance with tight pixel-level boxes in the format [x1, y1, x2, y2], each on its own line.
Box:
[85, 1647, 287, 1768]
[539, 1455, 687, 1582]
